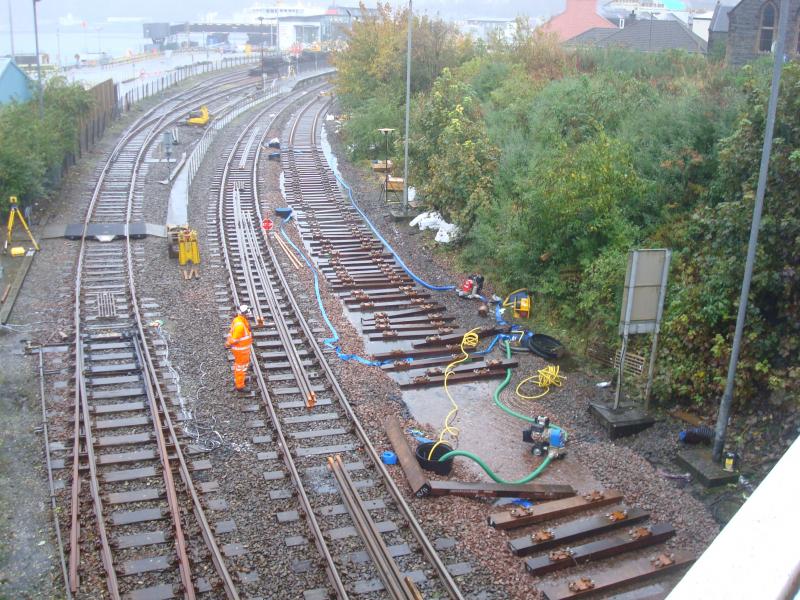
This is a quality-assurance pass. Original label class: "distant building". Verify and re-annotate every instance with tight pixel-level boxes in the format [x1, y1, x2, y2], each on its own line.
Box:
[541, 0, 617, 41]
[460, 18, 518, 43]
[726, 0, 800, 66]
[564, 15, 707, 53]
[0, 58, 32, 105]
[708, 2, 734, 57]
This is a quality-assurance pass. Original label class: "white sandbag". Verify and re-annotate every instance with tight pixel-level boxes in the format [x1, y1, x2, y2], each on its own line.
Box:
[434, 222, 460, 243]
[410, 211, 445, 231]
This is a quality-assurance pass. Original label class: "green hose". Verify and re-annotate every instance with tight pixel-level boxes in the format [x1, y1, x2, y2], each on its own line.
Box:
[495, 340, 537, 423]
[493, 339, 568, 440]
[438, 449, 553, 484]
[434, 339, 566, 483]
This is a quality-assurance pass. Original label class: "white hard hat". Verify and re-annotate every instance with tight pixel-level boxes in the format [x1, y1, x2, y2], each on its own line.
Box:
[238, 304, 251, 314]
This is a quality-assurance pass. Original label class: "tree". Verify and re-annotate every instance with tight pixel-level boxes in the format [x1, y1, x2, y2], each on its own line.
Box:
[412, 69, 498, 231]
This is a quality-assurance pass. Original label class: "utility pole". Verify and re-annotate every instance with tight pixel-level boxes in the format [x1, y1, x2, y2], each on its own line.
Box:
[401, 0, 412, 215]
[258, 16, 265, 81]
[32, 0, 44, 119]
[712, 0, 790, 463]
[8, 0, 15, 57]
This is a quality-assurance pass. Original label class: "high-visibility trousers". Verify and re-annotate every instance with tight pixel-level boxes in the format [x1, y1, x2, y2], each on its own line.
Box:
[231, 348, 251, 390]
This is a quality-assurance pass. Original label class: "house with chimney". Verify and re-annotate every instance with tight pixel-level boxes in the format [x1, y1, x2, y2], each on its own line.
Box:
[540, 0, 618, 40]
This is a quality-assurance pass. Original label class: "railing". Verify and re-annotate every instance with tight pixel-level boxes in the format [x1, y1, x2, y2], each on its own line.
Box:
[116, 55, 259, 113]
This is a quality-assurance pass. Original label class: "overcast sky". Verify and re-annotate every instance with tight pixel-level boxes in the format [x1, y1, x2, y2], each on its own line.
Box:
[5, 0, 727, 30]
[7, 0, 565, 29]
[4, 0, 725, 56]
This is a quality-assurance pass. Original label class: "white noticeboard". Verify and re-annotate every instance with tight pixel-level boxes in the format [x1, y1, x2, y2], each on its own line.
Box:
[619, 249, 671, 335]
[616, 249, 671, 409]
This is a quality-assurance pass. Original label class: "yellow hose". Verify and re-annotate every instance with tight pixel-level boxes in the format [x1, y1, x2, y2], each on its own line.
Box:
[515, 365, 566, 400]
[427, 328, 480, 460]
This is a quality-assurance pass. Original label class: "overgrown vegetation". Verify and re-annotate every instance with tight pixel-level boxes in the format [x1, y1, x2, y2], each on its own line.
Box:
[333, 15, 799, 409]
[0, 77, 92, 215]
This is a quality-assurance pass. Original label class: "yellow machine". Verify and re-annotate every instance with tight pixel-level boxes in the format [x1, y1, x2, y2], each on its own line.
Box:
[186, 105, 210, 126]
[4, 196, 39, 254]
[177, 229, 200, 266]
[503, 289, 531, 320]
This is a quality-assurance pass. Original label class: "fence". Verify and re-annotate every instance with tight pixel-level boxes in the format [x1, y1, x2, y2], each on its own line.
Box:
[116, 55, 258, 114]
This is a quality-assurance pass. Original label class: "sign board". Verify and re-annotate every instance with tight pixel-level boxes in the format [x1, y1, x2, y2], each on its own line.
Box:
[619, 249, 671, 335]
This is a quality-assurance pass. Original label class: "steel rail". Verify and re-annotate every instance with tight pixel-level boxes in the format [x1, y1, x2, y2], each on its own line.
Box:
[122, 70, 258, 598]
[216, 83, 350, 599]
[37, 348, 73, 599]
[67, 72, 250, 590]
[274, 93, 466, 600]
[68, 69, 257, 596]
[248, 84, 463, 598]
[130, 335, 195, 598]
[328, 455, 418, 600]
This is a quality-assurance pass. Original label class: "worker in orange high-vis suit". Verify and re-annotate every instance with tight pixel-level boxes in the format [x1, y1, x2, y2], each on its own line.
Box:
[225, 304, 253, 391]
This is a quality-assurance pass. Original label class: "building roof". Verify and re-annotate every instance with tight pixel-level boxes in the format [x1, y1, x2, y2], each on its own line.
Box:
[0, 57, 15, 76]
[565, 17, 707, 52]
[709, 2, 734, 32]
[541, 0, 617, 41]
[0, 57, 32, 104]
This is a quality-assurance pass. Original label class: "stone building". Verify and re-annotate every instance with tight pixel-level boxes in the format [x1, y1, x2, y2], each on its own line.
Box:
[726, 0, 800, 66]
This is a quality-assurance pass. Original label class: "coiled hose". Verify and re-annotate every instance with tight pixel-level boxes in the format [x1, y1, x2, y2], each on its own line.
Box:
[435, 340, 566, 483]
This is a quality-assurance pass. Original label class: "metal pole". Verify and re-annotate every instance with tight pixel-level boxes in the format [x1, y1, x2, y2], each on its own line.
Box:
[8, 0, 15, 57]
[712, 0, 790, 463]
[32, 0, 44, 118]
[614, 250, 639, 410]
[401, 0, 412, 214]
[258, 16, 265, 81]
[644, 250, 671, 410]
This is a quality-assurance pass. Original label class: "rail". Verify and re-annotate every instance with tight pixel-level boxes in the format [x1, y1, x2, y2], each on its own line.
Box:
[211, 77, 464, 598]
[117, 55, 259, 113]
[66, 70, 255, 598]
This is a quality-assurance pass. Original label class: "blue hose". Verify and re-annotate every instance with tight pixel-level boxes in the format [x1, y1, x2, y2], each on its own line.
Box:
[333, 172, 456, 292]
[277, 211, 398, 367]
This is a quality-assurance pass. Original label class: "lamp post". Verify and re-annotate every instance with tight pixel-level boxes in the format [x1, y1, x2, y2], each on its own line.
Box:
[712, 0, 791, 464]
[258, 16, 266, 84]
[378, 128, 395, 203]
[8, 0, 15, 57]
[32, 0, 44, 118]
[401, 0, 413, 215]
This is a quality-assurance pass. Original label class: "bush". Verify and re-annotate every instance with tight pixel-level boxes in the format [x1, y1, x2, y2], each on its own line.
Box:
[0, 77, 92, 214]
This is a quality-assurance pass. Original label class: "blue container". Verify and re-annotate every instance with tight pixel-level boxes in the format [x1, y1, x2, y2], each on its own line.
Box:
[549, 428, 564, 448]
[381, 451, 398, 465]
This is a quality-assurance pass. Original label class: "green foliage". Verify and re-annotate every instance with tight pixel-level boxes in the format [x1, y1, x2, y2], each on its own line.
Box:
[658, 62, 800, 405]
[0, 77, 92, 214]
[331, 2, 473, 168]
[412, 69, 498, 229]
[337, 29, 800, 409]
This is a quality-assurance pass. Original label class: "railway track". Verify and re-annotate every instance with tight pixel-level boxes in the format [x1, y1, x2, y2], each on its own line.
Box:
[209, 82, 468, 598]
[65, 68, 263, 600]
[278, 96, 511, 390]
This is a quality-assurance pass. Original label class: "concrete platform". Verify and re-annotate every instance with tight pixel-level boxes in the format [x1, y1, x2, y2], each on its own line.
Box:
[589, 401, 655, 439]
[675, 447, 738, 487]
[388, 207, 413, 221]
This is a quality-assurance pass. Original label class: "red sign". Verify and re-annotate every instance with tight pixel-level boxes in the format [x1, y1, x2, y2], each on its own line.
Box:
[262, 218, 274, 231]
